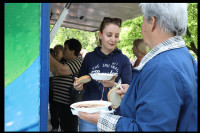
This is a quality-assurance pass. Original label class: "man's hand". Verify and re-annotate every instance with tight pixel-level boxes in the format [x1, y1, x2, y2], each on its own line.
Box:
[116, 84, 129, 98]
[78, 111, 100, 124]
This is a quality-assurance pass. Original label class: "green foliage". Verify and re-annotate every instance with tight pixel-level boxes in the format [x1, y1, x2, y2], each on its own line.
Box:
[50, 25, 97, 52]
[118, 16, 143, 59]
[118, 3, 198, 59]
[50, 3, 197, 60]
[183, 3, 198, 59]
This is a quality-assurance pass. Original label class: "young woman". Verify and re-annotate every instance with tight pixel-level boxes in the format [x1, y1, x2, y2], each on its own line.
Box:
[73, 17, 132, 131]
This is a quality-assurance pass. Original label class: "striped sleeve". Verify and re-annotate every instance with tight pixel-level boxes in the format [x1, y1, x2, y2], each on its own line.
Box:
[97, 113, 121, 131]
[66, 58, 82, 76]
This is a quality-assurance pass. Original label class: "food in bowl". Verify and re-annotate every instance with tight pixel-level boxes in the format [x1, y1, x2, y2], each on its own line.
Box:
[74, 103, 107, 108]
[90, 73, 117, 80]
[70, 100, 114, 115]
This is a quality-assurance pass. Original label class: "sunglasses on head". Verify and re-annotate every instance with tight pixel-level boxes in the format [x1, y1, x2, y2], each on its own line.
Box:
[103, 17, 122, 26]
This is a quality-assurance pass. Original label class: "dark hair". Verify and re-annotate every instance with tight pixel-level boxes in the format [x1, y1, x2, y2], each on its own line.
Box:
[50, 48, 55, 56]
[99, 17, 122, 45]
[64, 38, 82, 57]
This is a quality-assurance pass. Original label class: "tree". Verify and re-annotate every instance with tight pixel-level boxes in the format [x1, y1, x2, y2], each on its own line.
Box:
[118, 3, 198, 60]
[183, 3, 198, 59]
[118, 16, 144, 59]
[50, 25, 97, 52]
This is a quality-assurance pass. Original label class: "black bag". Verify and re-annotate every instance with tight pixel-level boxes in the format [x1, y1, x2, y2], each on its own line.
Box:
[70, 87, 84, 104]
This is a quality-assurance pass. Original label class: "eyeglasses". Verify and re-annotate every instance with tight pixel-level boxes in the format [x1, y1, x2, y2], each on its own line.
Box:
[103, 17, 122, 26]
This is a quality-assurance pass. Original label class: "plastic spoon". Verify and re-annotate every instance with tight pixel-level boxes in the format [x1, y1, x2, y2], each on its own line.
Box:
[118, 79, 123, 90]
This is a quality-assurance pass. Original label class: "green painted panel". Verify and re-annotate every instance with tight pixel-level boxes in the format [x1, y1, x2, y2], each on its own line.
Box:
[5, 3, 41, 87]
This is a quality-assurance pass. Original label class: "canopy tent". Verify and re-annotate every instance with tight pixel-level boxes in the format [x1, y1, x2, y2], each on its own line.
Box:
[50, 3, 143, 43]
[50, 3, 142, 32]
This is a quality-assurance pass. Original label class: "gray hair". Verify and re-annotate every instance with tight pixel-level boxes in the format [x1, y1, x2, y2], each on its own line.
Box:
[139, 3, 188, 36]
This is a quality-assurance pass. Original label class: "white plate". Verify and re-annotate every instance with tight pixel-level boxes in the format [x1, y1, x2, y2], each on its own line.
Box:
[89, 73, 116, 80]
[70, 100, 114, 115]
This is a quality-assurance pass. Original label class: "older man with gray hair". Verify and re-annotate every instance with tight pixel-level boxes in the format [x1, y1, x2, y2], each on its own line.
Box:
[77, 3, 197, 131]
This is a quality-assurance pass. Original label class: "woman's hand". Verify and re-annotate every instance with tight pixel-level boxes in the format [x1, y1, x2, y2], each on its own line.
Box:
[73, 77, 84, 91]
[78, 111, 100, 124]
[98, 74, 117, 88]
[116, 84, 129, 98]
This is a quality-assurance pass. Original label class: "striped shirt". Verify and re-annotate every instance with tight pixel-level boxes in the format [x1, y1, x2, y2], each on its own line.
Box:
[51, 58, 82, 105]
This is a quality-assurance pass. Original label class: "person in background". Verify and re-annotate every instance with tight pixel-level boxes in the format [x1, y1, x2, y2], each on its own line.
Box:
[80, 49, 87, 60]
[76, 3, 197, 132]
[117, 39, 149, 100]
[132, 38, 148, 68]
[49, 45, 64, 132]
[50, 39, 82, 132]
[53, 45, 65, 64]
[49, 48, 58, 132]
[49, 48, 55, 77]
[73, 17, 132, 131]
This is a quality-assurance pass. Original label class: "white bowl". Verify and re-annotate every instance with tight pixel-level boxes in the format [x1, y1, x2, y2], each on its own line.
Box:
[89, 73, 116, 80]
[70, 100, 114, 115]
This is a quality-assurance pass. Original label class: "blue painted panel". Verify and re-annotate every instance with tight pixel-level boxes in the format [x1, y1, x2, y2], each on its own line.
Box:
[40, 3, 50, 131]
[20, 122, 39, 131]
[5, 55, 40, 131]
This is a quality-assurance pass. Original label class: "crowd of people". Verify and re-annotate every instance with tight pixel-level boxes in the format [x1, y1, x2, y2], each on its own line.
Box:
[48, 3, 197, 132]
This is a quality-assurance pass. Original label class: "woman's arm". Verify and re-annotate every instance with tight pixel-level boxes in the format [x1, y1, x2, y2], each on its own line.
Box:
[50, 54, 72, 76]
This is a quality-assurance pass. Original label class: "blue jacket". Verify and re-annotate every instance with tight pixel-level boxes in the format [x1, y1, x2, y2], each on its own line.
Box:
[78, 47, 132, 113]
[117, 47, 197, 131]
